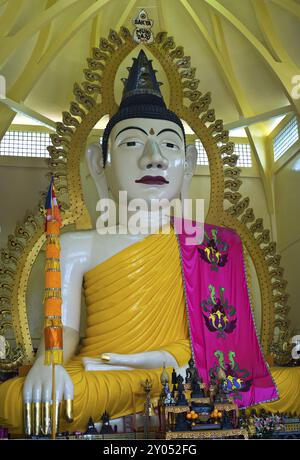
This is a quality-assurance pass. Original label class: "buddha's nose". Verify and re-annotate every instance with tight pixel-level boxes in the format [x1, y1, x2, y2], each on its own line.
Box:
[138, 139, 169, 170]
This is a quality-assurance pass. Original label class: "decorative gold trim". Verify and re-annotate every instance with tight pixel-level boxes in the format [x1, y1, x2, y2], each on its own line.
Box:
[164, 406, 190, 415]
[214, 402, 239, 415]
[190, 398, 210, 404]
[165, 428, 248, 439]
[0, 28, 291, 367]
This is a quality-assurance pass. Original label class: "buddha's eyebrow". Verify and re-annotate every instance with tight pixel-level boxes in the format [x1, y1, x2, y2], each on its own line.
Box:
[115, 126, 148, 139]
[157, 128, 183, 141]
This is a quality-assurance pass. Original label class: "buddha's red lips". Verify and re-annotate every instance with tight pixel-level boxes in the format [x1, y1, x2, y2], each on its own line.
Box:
[135, 176, 169, 185]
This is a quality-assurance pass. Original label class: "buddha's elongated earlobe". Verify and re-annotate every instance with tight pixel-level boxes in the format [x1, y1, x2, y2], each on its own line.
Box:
[181, 144, 197, 201]
[85, 143, 109, 201]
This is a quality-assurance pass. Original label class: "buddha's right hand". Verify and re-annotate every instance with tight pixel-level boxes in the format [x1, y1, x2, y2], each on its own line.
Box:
[23, 356, 74, 436]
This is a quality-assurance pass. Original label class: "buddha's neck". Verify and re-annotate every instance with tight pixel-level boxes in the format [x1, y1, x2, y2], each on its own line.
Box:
[118, 206, 171, 235]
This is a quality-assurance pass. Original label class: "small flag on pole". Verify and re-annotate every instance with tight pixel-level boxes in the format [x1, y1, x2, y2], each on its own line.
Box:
[44, 177, 63, 365]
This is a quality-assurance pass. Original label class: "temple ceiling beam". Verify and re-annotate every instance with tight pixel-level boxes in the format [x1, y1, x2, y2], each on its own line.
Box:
[179, 0, 253, 118]
[178, 0, 276, 218]
[0, 0, 24, 37]
[224, 105, 294, 131]
[90, 15, 101, 50]
[203, 0, 300, 114]
[0, 1, 53, 141]
[252, 0, 297, 66]
[208, 8, 255, 119]
[183, 0, 281, 226]
[115, 0, 138, 31]
[245, 126, 277, 233]
[90, 0, 137, 54]
[178, 1, 276, 219]
[36, 0, 112, 69]
[269, 0, 300, 21]
[0, 97, 56, 130]
[0, 0, 81, 67]
[157, 0, 167, 31]
[0, 0, 113, 141]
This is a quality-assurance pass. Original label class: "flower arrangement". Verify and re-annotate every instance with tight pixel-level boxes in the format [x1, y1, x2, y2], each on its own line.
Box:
[253, 413, 283, 438]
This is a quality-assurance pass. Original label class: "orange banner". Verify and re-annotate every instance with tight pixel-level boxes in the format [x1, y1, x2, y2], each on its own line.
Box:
[44, 327, 63, 350]
[44, 298, 62, 317]
[46, 244, 60, 259]
[45, 271, 61, 288]
[46, 221, 60, 234]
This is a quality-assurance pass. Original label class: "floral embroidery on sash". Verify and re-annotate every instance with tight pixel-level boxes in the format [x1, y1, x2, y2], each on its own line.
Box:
[201, 285, 237, 338]
[209, 351, 252, 401]
[198, 228, 229, 271]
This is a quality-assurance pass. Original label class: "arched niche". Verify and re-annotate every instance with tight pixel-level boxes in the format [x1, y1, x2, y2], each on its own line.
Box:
[0, 28, 291, 368]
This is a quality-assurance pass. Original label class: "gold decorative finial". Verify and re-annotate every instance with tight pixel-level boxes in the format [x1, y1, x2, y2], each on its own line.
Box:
[141, 378, 153, 393]
[160, 362, 169, 385]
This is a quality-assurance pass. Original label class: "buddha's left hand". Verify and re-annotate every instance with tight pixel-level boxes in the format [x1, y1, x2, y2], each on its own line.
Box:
[100, 351, 178, 369]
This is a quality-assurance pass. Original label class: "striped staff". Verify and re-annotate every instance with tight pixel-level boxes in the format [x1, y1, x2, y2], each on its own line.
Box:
[44, 177, 63, 439]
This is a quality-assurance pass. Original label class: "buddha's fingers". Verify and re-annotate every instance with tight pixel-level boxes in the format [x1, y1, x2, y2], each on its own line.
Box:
[42, 401, 52, 435]
[101, 352, 145, 366]
[62, 374, 74, 423]
[63, 373, 74, 423]
[101, 353, 111, 362]
[41, 401, 61, 435]
[65, 399, 74, 423]
[101, 353, 126, 365]
[31, 384, 42, 435]
[42, 384, 52, 403]
[63, 372, 74, 400]
[55, 379, 64, 404]
[101, 351, 178, 369]
[33, 402, 42, 436]
[24, 402, 32, 436]
[53, 401, 61, 434]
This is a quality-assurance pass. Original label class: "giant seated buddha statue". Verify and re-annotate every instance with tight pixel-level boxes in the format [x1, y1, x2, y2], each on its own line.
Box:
[0, 50, 292, 436]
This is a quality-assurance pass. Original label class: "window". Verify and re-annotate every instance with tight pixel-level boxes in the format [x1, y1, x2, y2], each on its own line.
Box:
[273, 116, 299, 162]
[195, 139, 252, 167]
[235, 143, 252, 167]
[195, 139, 209, 165]
[0, 131, 51, 158]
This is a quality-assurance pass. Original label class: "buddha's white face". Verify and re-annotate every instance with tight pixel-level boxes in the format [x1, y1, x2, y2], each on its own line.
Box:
[105, 117, 186, 203]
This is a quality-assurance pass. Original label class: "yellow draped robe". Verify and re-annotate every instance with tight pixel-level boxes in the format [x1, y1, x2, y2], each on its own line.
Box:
[0, 230, 191, 433]
[0, 230, 299, 433]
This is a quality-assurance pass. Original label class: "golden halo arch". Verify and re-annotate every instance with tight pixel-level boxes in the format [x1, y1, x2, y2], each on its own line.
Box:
[0, 27, 290, 367]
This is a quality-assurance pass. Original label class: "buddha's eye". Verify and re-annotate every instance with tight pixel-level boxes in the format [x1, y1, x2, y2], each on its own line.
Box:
[119, 140, 143, 148]
[162, 142, 179, 150]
